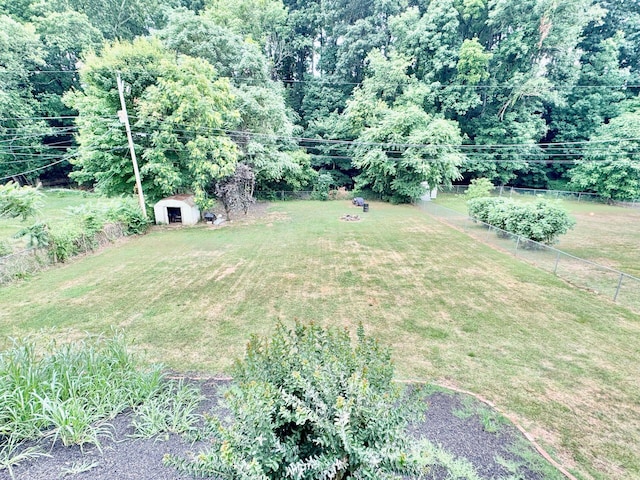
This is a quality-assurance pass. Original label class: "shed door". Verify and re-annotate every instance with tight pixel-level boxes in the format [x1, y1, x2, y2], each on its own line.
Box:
[167, 207, 182, 223]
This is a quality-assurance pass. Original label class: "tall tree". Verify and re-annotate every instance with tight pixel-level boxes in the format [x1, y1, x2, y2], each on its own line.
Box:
[569, 108, 640, 201]
[158, 8, 316, 192]
[0, 15, 50, 184]
[343, 50, 464, 202]
[29, 0, 174, 40]
[65, 38, 240, 208]
[135, 56, 240, 208]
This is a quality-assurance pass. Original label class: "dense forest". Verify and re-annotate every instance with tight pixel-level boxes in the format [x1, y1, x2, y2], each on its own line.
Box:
[1, 0, 639, 205]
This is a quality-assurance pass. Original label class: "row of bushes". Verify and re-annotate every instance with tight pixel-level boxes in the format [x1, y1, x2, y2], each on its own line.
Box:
[467, 197, 576, 245]
[0, 200, 150, 284]
[17, 202, 150, 263]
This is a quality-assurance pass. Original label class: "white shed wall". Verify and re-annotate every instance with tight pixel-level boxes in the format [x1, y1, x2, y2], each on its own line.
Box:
[153, 199, 200, 225]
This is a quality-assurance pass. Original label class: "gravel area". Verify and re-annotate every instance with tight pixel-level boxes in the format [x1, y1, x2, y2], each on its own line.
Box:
[8, 379, 558, 480]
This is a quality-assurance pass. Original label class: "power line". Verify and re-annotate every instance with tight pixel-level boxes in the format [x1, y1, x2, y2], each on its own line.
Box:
[0, 68, 638, 90]
[0, 158, 70, 181]
[123, 113, 640, 150]
[132, 119, 640, 150]
[0, 125, 80, 132]
[0, 115, 112, 121]
[0, 128, 78, 145]
[0, 154, 70, 163]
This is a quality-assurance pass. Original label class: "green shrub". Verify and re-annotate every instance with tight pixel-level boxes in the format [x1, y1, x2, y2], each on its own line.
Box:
[15, 222, 50, 249]
[466, 197, 507, 223]
[107, 202, 150, 235]
[486, 200, 518, 232]
[464, 178, 494, 199]
[505, 200, 576, 245]
[467, 197, 575, 245]
[67, 205, 108, 237]
[310, 173, 334, 201]
[165, 322, 426, 479]
[48, 226, 81, 262]
[0, 182, 43, 221]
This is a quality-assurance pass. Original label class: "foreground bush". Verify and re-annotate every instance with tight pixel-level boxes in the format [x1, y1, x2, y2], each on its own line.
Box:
[166, 322, 426, 479]
[467, 197, 575, 245]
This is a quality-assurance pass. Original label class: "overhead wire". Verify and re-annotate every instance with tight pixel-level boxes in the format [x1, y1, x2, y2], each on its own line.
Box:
[2, 109, 639, 171]
[0, 158, 69, 181]
[0, 68, 637, 90]
[0, 124, 124, 180]
[120, 113, 640, 150]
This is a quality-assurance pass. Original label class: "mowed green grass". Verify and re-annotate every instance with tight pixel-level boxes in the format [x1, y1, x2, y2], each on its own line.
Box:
[435, 192, 640, 276]
[1, 200, 639, 479]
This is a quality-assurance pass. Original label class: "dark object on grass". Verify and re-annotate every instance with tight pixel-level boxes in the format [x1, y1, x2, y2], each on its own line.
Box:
[353, 197, 365, 206]
[363, 203, 369, 212]
[203, 212, 216, 223]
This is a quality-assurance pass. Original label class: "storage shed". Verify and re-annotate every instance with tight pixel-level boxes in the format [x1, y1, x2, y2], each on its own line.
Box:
[153, 194, 200, 225]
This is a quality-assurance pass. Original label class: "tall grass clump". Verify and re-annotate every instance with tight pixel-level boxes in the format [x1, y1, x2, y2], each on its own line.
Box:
[165, 322, 428, 479]
[0, 333, 162, 475]
[131, 379, 203, 439]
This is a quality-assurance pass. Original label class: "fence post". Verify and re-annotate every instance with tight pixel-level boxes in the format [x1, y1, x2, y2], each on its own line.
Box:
[515, 236, 521, 255]
[553, 251, 561, 275]
[613, 273, 624, 302]
[578, 192, 582, 202]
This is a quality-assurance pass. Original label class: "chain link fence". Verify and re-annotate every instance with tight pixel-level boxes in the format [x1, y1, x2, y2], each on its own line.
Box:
[440, 185, 639, 207]
[0, 223, 129, 286]
[419, 200, 640, 312]
[0, 249, 49, 285]
[256, 191, 313, 201]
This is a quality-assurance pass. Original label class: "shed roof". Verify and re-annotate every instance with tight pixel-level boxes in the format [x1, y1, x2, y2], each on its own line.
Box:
[155, 194, 197, 207]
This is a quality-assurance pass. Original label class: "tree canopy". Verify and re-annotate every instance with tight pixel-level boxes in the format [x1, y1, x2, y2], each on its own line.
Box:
[2, 0, 639, 202]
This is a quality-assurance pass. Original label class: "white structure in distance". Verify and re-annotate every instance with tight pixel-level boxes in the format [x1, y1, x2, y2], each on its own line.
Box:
[153, 194, 201, 225]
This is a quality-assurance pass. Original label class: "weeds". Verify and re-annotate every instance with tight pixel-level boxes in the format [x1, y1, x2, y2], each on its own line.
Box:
[496, 437, 565, 480]
[131, 380, 203, 439]
[0, 440, 49, 480]
[58, 459, 100, 477]
[419, 440, 483, 480]
[452, 395, 506, 434]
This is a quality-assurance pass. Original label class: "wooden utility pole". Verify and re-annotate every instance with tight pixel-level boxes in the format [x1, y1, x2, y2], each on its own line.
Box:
[116, 73, 147, 217]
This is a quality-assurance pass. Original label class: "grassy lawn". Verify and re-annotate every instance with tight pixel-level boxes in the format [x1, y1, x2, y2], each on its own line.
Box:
[433, 192, 640, 276]
[1, 200, 639, 479]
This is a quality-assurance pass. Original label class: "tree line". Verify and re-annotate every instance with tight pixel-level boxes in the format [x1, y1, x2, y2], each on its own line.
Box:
[1, 0, 639, 205]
